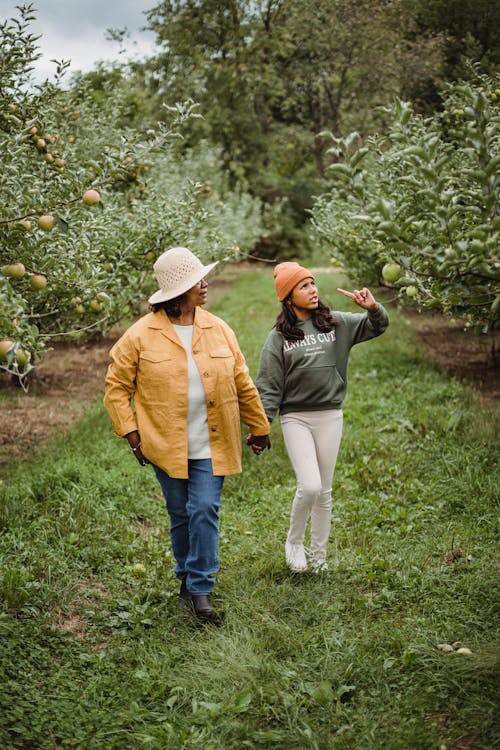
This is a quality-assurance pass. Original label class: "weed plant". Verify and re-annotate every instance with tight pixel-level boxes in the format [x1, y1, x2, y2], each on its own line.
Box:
[0, 269, 498, 749]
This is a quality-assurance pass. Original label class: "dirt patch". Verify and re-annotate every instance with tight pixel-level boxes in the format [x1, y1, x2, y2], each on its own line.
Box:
[402, 307, 499, 403]
[56, 611, 86, 640]
[0, 331, 123, 469]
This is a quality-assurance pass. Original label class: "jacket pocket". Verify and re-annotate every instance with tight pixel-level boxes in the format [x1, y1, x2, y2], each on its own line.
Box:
[210, 347, 235, 383]
[138, 351, 174, 388]
[140, 350, 173, 364]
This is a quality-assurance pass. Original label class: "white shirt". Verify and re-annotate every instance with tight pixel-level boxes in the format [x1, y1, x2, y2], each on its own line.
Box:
[172, 324, 211, 459]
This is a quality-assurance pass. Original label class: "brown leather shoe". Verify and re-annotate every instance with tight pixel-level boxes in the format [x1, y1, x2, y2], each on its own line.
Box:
[177, 576, 192, 609]
[192, 593, 216, 621]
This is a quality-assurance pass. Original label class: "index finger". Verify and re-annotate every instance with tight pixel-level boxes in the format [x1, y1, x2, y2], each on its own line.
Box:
[337, 288, 355, 299]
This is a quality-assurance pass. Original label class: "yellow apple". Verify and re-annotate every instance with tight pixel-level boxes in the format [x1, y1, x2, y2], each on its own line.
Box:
[82, 189, 101, 206]
[1, 262, 26, 278]
[0, 340, 14, 361]
[38, 215, 55, 232]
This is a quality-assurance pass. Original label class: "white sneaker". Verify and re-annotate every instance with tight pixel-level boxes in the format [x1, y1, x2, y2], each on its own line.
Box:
[285, 542, 308, 572]
[310, 558, 328, 573]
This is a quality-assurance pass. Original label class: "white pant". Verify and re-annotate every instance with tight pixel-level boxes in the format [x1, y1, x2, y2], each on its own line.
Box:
[280, 409, 343, 561]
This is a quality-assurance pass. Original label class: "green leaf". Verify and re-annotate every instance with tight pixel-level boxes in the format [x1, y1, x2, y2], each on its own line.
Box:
[232, 688, 253, 714]
[55, 216, 69, 233]
[376, 221, 400, 236]
[327, 163, 352, 177]
[311, 681, 334, 705]
[491, 293, 500, 316]
[350, 147, 369, 168]
[485, 154, 500, 176]
[376, 198, 394, 220]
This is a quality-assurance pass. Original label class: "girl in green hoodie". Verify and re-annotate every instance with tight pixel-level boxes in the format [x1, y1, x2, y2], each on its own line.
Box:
[256, 262, 389, 572]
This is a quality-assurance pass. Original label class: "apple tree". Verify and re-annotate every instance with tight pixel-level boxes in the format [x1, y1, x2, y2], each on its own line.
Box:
[0, 6, 264, 388]
[310, 75, 500, 334]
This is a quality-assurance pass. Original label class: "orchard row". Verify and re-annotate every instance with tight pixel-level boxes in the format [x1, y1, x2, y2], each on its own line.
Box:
[2, 8, 498, 391]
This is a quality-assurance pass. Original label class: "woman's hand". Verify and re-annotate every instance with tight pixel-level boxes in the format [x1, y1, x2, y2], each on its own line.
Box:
[337, 287, 379, 312]
[246, 433, 271, 455]
[126, 430, 150, 467]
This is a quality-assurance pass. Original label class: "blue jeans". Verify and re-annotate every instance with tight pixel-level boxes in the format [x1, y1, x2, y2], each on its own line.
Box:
[153, 459, 224, 595]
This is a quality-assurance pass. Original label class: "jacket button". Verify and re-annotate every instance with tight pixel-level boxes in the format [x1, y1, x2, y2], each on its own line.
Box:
[193, 349, 199, 354]
[203, 372, 209, 377]
[211, 427, 216, 432]
[208, 400, 215, 407]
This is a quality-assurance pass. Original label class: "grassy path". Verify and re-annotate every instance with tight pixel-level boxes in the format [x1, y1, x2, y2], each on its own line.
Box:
[1, 269, 498, 749]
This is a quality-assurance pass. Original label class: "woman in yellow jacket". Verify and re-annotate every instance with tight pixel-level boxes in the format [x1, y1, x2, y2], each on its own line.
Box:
[104, 247, 270, 621]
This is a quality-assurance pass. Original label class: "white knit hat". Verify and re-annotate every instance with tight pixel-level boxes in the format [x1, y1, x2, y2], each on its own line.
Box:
[148, 247, 219, 304]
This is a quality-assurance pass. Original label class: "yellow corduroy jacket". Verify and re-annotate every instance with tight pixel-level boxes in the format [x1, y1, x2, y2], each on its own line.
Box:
[103, 307, 270, 478]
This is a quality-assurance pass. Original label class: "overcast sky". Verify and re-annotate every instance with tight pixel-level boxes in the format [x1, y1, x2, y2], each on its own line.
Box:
[0, 1, 158, 83]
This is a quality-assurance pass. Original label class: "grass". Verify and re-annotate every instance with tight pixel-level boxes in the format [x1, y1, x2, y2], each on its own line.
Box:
[0, 268, 498, 749]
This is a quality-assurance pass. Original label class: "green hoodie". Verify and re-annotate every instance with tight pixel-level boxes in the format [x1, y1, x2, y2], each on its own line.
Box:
[256, 305, 389, 421]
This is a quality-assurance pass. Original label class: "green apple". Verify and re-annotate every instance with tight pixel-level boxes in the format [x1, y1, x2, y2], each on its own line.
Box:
[406, 285, 418, 298]
[15, 348, 30, 367]
[382, 263, 402, 284]
[89, 298, 103, 312]
[29, 274, 48, 291]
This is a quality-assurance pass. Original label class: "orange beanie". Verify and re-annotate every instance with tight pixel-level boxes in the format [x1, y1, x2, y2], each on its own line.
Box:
[273, 262, 313, 302]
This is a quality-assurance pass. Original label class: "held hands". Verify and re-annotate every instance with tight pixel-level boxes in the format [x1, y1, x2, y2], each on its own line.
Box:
[128, 428, 272, 463]
[337, 287, 379, 313]
[246, 433, 271, 455]
[126, 430, 150, 467]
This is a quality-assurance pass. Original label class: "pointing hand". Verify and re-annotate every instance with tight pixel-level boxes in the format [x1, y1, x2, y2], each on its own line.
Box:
[337, 287, 378, 312]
